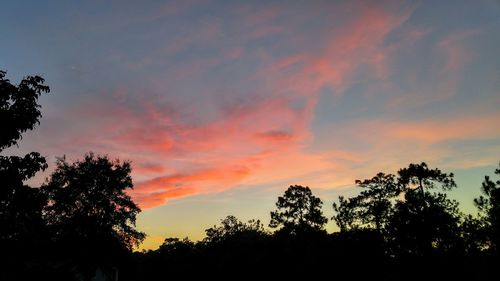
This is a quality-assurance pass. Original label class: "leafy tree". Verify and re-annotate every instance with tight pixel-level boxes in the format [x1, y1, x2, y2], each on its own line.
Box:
[474, 163, 500, 253]
[388, 191, 462, 256]
[0, 70, 50, 150]
[270, 185, 327, 234]
[159, 237, 195, 253]
[398, 162, 456, 199]
[354, 173, 399, 233]
[461, 214, 489, 255]
[0, 70, 50, 242]
[42, 153, 145, 251]
[204, 215, 266, 244]
[333, 173, 398, 234]
[388, 163, 461, 256]
[333, 163, 462, 257]
[0, 153, 47, 242]
[0, 70, 51, 280]
[332, 195, 362, 232]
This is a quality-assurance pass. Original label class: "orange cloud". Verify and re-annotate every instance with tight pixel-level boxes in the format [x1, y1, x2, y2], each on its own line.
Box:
[44, 2, 419, 209]
[117, 4, 412, 208]
[133, 187, 198, 209]
[132, 165, 251, 207]
[259, 2, 412, 98]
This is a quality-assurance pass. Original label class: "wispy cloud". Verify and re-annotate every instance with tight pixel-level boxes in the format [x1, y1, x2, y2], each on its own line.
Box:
[6, 1, 499, 210]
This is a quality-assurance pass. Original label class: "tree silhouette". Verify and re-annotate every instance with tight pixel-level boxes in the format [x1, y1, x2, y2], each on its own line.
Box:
[461, 214, 489, 255]
[204, 215, 266, 244]
[0, 153, 48, 242]
[0, 70, 50, 150]
[332, 195, 361, 232]
[333, 173, 398, 234]
[42, 153, 145, 251]
[388, 191, 462, 256]
[474, 163, 500, 253]
[398, 162, 456, 199]
[354, 173, 399, 233]
[270, 185, 327, 235]
[388, 163, 461, 256]
[0, 70, 50, 241]
[159, 237, 195, 253]
[333, 163, 462, 257]
[0, 70, 52, 280]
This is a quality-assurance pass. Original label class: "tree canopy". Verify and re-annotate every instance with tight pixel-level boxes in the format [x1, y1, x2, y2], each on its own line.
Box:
[270, 185, 328, 234]
[0, 70, 50, 150]
[474, 163, 500, 253]
[333, 163, 463, 257]
[0, 70, 50, 245]
[42, 153, 145, 251]
[333, 172, 398, 233]
[204, 215, 266, 244]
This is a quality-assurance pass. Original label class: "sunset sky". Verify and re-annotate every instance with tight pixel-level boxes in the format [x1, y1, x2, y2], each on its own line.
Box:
[1, 0, 500, 249]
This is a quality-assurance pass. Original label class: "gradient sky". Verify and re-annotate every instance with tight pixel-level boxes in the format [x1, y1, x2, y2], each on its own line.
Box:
[1, 0, 500, 250]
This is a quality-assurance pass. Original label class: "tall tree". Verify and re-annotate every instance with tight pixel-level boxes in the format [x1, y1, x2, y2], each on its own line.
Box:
[333, 173, 398, 233]
[0, 70, 50, 243]
[388, 163, 461, 256]
[332, 195, 362, 232]
[474, 163, 500, 253]
[388, 191, 462, 256]
[398, 162, 456, 200]
[42, 153, 145, 252]
[270, 185, 327, 235]
[0, 70, 51, 280]
[333, 163, 462, 257]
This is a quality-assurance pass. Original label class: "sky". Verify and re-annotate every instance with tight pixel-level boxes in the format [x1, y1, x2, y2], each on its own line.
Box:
[1, 0, 500, 250]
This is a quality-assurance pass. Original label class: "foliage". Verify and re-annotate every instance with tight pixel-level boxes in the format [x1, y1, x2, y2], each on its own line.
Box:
[204, 215, 266, 244]
[389, 163, 461, 256]
[159, 237, 195, 253]
[42, 153, 145, 250]
[0, 70, 54, 280]
[333, 163, 463, 257]
[0, 70, 50, 150]
[388, 191, 462, 256]
[332, 195, 361, 232]
[461, 214, 489, 255]
[270, 185, 328, 235]
[333, 173, 399, 233]
[0, 70, 50, 243]
[0, 70, 50, 239]
[474, 163, 500, 252]
[0, 153, 48, 242]
[398, 162, 456, 196]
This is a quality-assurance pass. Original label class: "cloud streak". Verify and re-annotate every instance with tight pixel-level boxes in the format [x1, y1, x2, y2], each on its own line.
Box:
[5, 1, 499, 210]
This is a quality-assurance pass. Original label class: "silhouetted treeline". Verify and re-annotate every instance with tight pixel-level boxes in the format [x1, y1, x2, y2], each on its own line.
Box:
[134, 174, 500, 280]
[1, 70, 499, 280]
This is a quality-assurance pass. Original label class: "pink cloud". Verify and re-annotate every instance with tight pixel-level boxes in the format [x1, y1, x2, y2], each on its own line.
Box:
[133, 187, 199, 209]
[129, 4, 410, 207]
[258, 2, 412, 97]
[38, 2, 419, 209]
